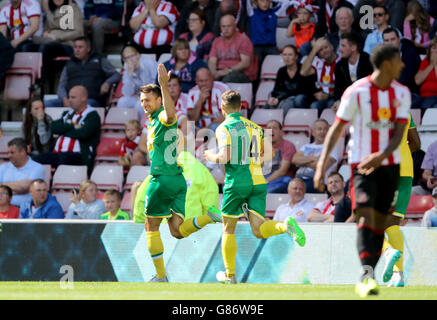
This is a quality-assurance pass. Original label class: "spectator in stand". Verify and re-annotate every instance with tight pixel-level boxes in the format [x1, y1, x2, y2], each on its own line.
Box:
[300, 36, 340, 114]
[292, 119, 340, 193]
[212, 0, 250, 37]
[46, 36, 121, 108]
[208, 13, 256, 83]
[263, 120, 297, 193]
[160, 38, 207, 93]
[0, 33, 14, 82]
[0, 0, 43, 51]
[326, 6, 363, 56]
[363, 4, 395, 55]
[403, 0, 435, 54]
[246, 0, 285, 69]
[179, 9, 216, 61]
[272, 178, 314, 223]
[187, 68, 230, 130]
[176, 0, 218, 39]
[83, 0, 124, 54]
[22, 98, 56, 157]
[412, 139, 437, 195]
[33, 86, 101, 175]
[383, 27, 421, 94]
[168, 74, 189, 136]
[129, 0, 179, 59]
[0, 185, 19, 219]
[100, 189, 131, 220]
[332, 32, 373, 111]
[413, 37, 437, 110]
[65, 179, 106, 219]
[0, 138, 45, 207]
[19, 179, 64, 219]
[118, 45, 158, 120]
[353, 0, 406, 34]
[35, 0, 84, 92]
[286, 0, 318, 55]
[264, 45, 315, 113]
[314, 0, 354, 39]
[421, 187, 437, 227]
[118, 120, 144, 168]
[307, 172, 348, 222]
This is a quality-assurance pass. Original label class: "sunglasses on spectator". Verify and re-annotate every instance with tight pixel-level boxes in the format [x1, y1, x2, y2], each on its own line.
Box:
[373, 13, 385, 17]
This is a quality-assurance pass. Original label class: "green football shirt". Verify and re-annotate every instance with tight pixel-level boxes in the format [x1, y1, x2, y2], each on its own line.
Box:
[147, 106, 183, 176]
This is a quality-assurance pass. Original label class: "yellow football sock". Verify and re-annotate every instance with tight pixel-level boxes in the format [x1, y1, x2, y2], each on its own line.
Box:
[222, 233, 237, 278]
[146, 231, 166, 279]
[259, 220, 287, 238]
[178, 214, 213, 238]
[386, 225, 404, 272]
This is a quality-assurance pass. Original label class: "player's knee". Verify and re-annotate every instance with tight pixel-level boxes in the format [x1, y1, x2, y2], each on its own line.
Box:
[169, 228, 184, 239]
[252, 229, 263, 239]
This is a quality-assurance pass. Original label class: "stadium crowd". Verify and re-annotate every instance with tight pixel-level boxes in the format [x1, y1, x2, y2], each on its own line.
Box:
[0, 0, 437, 225]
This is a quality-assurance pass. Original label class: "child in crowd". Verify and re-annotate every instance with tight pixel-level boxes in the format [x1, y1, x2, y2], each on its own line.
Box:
[246, 0, 285, 68]
[0, 185, 19, 219]
[118, 120, 142, 168]
[286, 0, 318, 54]
[100, 189, 130, 220]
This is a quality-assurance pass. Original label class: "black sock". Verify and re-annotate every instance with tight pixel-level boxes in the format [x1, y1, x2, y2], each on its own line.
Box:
[356, 225, 379, 280]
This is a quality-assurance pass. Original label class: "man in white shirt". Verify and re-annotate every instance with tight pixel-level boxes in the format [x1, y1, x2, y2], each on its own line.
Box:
[273, 178, 314, 223]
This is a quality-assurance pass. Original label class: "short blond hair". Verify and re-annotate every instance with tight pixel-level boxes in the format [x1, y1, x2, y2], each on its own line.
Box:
[79, 179, 98, 194]
[221, 90, 241, 112]
[126, 119, 141, 132]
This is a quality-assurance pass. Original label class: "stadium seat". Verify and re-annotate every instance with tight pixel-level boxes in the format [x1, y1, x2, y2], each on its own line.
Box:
[254, 81, 275, 107]
[44, 107, 70, 121]
[265, 193, 289, 218]
[283, 108, 318, 136]
[108, 78, 125, 108]
[102, 107, 139, 131]
[53, 191, 72, 213]
[276, 27, 296, 51]
[4, 52, 42, 100]
[52, 165, 88, 191]
[107, 54, 123, 69]
[419, 131, 437, 152]
[95, 137, 124, 164]
[250, 108, 283, 128]
[90, 164, 124, 191]
[0, 136, 14, 161]
[320, 108, 336, 125]
[120, 191, 132, 214]
[305, 193, 328, 206]
[43, 164, 52, 186]
[157, 53, 171, 64]
[406, 195, 434, 219]
[141, 53, 157, 62]
[411, 108, 421, 126]
[124, 165, 150, 190]
[227, 82, 253, 110]
[338, 163, 351, 182]
[418, 108, 437, 132]
[283, 133, 310, 151]
[260, 55, 284, 80]
[94, 107, 106, 124]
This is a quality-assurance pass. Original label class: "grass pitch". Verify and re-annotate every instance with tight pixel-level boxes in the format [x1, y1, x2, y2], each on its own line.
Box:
[1, 282, 437, 300]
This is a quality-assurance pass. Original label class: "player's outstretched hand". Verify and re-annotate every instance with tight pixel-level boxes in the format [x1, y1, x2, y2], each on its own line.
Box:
[157, 63, 171, 86]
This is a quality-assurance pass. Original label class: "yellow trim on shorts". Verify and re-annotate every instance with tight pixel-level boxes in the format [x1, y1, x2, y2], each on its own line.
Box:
[246, 208, 265, 221]
[221, 212, 245, 219]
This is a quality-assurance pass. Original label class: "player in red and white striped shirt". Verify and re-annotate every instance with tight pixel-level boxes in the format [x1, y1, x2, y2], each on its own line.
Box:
[168, 73, 189, 136]
[187, 68, 230, 130]
[314, 44, 410, 297]
[129, 0, 178, 58]
[0, 0, 43, 50]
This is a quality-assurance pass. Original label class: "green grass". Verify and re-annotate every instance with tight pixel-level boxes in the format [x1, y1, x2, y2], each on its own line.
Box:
[1, 282, 437, 300]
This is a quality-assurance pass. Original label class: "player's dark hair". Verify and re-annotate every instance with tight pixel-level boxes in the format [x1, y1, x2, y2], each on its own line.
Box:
[370, 44, 399, 69]
[221, 90, 241, 111]
[139, 84, 162, 98]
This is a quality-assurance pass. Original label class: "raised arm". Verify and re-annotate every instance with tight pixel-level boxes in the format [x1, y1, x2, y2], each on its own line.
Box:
[157, 64, 176, 124]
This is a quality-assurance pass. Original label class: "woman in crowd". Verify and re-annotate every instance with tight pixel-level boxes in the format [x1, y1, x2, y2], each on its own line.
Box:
[403, 0, 435, 54]
[22, 98, 55, 158]
[414, 37, 437, 110]
[179, 9, 215, 62]
[65, 180, 106, 219]
[160, 38, 208, 93]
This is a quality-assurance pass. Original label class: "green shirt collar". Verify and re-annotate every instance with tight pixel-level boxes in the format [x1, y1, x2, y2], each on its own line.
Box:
[149, 106, 164, 120]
